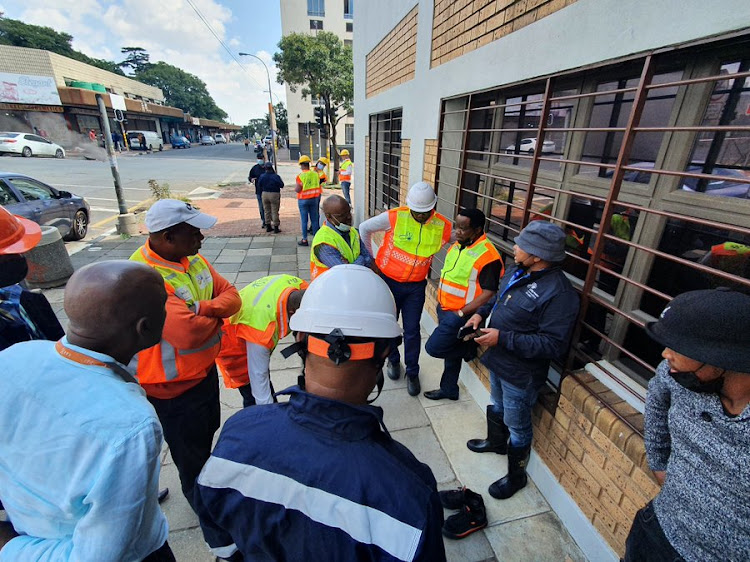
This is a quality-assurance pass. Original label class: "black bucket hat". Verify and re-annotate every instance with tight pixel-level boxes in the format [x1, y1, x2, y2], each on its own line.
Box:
[646, 288, 750, 373]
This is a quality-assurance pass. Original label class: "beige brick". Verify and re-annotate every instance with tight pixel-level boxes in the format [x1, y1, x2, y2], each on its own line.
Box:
[579, 436, 606, 469]
[566, 451, 602, 497]
[565, 432, 584, 461]
[548, 432, 567, 457]
[592, 514, 621, 554]
[568, 473, 599, 520]
[619, 494, 640, 524]
[555, 409, 571, 430]
[582, 453, 623, 504]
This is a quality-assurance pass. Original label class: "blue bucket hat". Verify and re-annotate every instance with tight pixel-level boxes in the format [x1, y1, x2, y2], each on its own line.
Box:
[514, 221, 566, 263]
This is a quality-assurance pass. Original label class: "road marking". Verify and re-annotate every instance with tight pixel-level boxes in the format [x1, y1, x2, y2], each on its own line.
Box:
[90, 207, 120, 212]
[51, 183, 152, 191]
[85, 196, 140, 203]
[90, 196, 152, 229]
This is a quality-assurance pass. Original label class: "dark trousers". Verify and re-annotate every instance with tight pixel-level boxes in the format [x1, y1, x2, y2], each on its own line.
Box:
[382, 276, 426, 378]
[624, 501, 684, 562]
[148, 366, 220, 513]
[256, 193, 266, 225]
[143, 541, 176, 561]
[424, 305, 466, 397]
[238, 381, 278, 409]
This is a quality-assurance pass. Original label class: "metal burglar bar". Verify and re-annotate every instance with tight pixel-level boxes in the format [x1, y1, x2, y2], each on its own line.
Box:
[368, 109, 403, 215]
[433, 35, 750, 433]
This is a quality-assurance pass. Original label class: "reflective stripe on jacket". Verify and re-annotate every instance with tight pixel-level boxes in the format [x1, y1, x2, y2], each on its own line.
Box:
[437, 235, 503, 311]
[130, 242, 221, 385]
[297, 170, 322, 200]
[339, 159, 352, 180]
[376, 207, 451, 283]
[310, 224, 361, 280]
[217, 275, 307, 389]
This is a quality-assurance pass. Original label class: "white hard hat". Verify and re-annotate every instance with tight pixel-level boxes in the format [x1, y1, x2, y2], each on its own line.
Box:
[405, 181, 438, 212]
[290, 265, 402, 339]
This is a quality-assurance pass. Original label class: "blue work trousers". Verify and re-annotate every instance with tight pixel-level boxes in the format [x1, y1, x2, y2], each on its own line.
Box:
[489, 374, 543, 447]
[382, 275, 426, 379]
[298, 197, 320, 240]
[341, 181, 351, 204]
[424, 305, 466, 397]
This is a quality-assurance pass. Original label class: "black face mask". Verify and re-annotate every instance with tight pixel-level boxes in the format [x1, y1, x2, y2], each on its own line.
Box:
[670, 366, 724, 394]
[0, 255, 28, 287]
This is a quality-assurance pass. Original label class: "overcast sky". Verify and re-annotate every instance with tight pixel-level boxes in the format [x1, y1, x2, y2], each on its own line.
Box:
[1, 0, 287, 125]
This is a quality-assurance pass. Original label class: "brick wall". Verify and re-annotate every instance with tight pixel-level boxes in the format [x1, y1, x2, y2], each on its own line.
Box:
[366, 7, 419, 98]
[400, 139, 411, 202]
[423, 286, 658, 557]
[423, 139, 438, 184]
[431, 0, 579, 67]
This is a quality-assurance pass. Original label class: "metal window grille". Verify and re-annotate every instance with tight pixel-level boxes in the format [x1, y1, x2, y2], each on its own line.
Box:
[368, 109, 403, 215]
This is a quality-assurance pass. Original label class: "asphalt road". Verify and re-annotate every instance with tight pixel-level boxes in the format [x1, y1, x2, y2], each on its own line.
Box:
[0, 142, 258, 239]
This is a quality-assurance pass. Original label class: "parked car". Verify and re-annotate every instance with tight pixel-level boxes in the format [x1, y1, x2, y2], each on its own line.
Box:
[0, 132, 66, 159]
[505, 137, 555, 154]
[0, 173, 89, 240]
[201, 135, 216, 145]
[126, 130, 163, 151]
[214, 133, 227, 144]
[610, 162, 750, 198]
[171, 135, 191, 149]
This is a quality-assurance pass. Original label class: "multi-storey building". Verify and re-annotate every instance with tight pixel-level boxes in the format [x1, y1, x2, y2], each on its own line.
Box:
[354, 1, 750, 560]
[280, 0, 355, 159]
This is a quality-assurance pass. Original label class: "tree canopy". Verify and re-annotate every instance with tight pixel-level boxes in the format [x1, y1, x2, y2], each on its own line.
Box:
[119, 47, 150, 75]
[266, 102, 288, 136]
[274, 31, 353, 173]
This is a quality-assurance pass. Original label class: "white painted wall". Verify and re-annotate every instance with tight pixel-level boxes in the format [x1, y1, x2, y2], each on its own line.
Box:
[353, 0, 750, 224]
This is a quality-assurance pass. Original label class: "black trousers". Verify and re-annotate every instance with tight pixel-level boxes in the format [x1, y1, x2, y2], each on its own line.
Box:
[624, 501, 684, 562]
[148, 367, 220, 513]
[143, 541, 176, 561]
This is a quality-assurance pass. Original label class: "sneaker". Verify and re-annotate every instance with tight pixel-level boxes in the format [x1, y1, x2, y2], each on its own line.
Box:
[442, 501, 487, 540]
[438, 486, 484, 510]
[298, 239, 309, 246]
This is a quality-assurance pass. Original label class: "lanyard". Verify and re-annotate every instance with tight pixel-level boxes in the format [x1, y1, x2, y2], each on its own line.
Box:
[490, 268, 531, 317]
[55, 340, 139, 385]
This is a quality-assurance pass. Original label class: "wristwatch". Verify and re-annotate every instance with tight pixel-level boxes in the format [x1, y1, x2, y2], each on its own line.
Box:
[457, 309, 465, 318]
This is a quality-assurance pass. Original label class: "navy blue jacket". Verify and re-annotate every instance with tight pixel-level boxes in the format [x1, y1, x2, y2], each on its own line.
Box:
[195, 388, 446, 562]
[476, 265, 579, 387]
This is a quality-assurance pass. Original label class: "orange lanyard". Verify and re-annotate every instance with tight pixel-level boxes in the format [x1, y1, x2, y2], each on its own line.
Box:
[55, 340, 139, 385]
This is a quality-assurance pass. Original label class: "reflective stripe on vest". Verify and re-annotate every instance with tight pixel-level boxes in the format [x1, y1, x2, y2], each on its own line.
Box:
[375, 207, 451, 283]
[339, 159, 352, 180]
[437, 235, 503, 311]
[129, 242, 221, 385]
[310, 224, 361, 280]
[298, 170, 322, 199]
[217, 275, 307, 389]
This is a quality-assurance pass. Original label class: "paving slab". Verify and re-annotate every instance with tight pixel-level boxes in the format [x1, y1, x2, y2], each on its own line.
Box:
[235, 271, 268, 286]
[157, 461, 200, 532]
[271, 254, 297, 263]
[240, 257, 271, 271]
[214, 263, 241, 273]
[246, 247, 273, 256]
[271, 246, 297, 256]
[484, 511, 585, 562]
[167, 527, 213, 562]
[377, 387, 431, 432]
[391, 426, 455, 485]
[214, 254, 244, 264]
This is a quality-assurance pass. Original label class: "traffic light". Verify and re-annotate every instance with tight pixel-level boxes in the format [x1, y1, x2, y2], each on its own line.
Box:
[114, 109, 125, 122]
[314, 107, 324, 129]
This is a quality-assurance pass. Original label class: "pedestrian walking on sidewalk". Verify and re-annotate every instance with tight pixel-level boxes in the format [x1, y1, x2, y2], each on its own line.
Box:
[623, 289, 750, 562]
[258, 162, 284, 233]
[129, 199, 241, 513]
[464, 221, 579, 500]
[295, 155, 322, 246]
[0, 261, 175, 561]
[244, 138, 250, 151]
[195, 265, 446, 561]
[339, 149, 353, 204]
[359, 182, 452, 397]
[248, 158, 266, 228]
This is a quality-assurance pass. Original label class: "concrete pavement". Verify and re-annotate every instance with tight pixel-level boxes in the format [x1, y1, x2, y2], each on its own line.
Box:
[43, 233, 587, 562]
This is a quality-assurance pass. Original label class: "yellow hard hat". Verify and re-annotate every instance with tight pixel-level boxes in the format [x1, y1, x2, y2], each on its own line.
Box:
[298, 155, 311, 164]
[340, 149, 349, 156]
[318, 157, 330, 165]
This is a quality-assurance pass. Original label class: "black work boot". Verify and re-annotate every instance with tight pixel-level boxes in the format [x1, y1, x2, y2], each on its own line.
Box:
[488, 445, 531, 500]
[442, 490, 487, 539]
[439, 486, 484, 510]
[467, 406, 509, 454]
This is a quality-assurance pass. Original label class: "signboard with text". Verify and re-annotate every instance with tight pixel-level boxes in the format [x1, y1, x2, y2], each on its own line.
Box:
[0, 72, 61, 106]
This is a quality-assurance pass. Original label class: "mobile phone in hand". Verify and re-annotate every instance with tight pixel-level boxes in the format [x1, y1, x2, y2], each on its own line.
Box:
[457, 325, 480, 340]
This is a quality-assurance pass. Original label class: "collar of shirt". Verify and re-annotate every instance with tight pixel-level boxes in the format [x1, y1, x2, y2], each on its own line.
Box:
[279, 386, 390, 441]
[57, 336, 142, 388]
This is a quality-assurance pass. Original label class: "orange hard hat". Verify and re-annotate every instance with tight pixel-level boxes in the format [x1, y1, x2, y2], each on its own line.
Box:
[0, 206, 42, 255]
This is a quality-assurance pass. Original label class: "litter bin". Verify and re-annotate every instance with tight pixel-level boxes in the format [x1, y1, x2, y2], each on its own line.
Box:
[24, 226, 74, 289]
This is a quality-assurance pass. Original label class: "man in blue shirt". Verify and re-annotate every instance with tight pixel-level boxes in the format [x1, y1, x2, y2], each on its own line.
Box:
[0, 260, 173, 561]
[195, 265, 445, 561]
[310, 195, 371, 279]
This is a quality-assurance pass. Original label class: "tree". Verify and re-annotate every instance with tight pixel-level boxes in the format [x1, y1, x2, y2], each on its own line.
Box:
[244, 118, 268, 139]
[119, 47, 150, 75]
[136, 62, 228, 121]
[265, 102, 288, 137]
[274, 32, 353, 180]
[0, 16, 124, 74]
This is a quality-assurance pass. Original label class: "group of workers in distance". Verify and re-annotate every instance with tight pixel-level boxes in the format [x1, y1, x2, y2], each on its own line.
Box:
[0, 169, 747, 561]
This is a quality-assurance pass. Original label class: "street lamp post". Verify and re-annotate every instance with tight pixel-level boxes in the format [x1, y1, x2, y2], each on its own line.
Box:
[239, 52, 277, 166]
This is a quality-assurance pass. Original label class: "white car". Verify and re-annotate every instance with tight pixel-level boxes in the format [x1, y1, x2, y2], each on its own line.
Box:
[505, 137, 555, 154]
[0, 132, 65, 158]
[201, 135, 216, 145]
[214, 133, 227, 144]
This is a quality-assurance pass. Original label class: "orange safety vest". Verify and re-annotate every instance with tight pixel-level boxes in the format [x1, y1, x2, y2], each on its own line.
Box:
[437, 235, 503, 311]
[375, 207, 452, 283]
[129, 242, 222, 385]
[297, 169, 322, 200]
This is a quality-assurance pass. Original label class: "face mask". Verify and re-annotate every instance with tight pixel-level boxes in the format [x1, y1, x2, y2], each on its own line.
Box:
[0, 255, 28, 287]
[670, 367, 724, 394]
[257, 160, 264, 165]
[316, 163, 325, 170]
[331, 218, 351, 232]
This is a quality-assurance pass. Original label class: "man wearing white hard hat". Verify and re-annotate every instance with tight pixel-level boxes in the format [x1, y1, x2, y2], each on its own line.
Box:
[129, 199, 241, 512]
[195, 265, 446, 561]
[359, 182, 452, 397]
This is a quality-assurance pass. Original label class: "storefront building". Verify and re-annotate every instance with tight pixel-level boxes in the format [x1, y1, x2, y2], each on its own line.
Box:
[354, 1, 750, 559]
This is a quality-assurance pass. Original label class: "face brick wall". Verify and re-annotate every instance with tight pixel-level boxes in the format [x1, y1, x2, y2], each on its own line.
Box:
[431, 0, 579, 67]
[400, 139, 411, 202]
[366, 7, 419, 98]
[423, 139, 438, 184]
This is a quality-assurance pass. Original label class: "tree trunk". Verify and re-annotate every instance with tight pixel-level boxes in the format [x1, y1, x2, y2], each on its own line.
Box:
[325, 97, 339, 184]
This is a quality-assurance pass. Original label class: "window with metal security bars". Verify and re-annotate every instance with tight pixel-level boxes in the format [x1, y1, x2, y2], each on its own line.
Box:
[433, 36, 750, 409]
[344, 0, 354, 19]
[368, 109, 402, 215]
[307, 0, 325, 17]
[346, 22, 353, 33]
[345, 123, 354, 145]
[310, 19, 323, 30]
